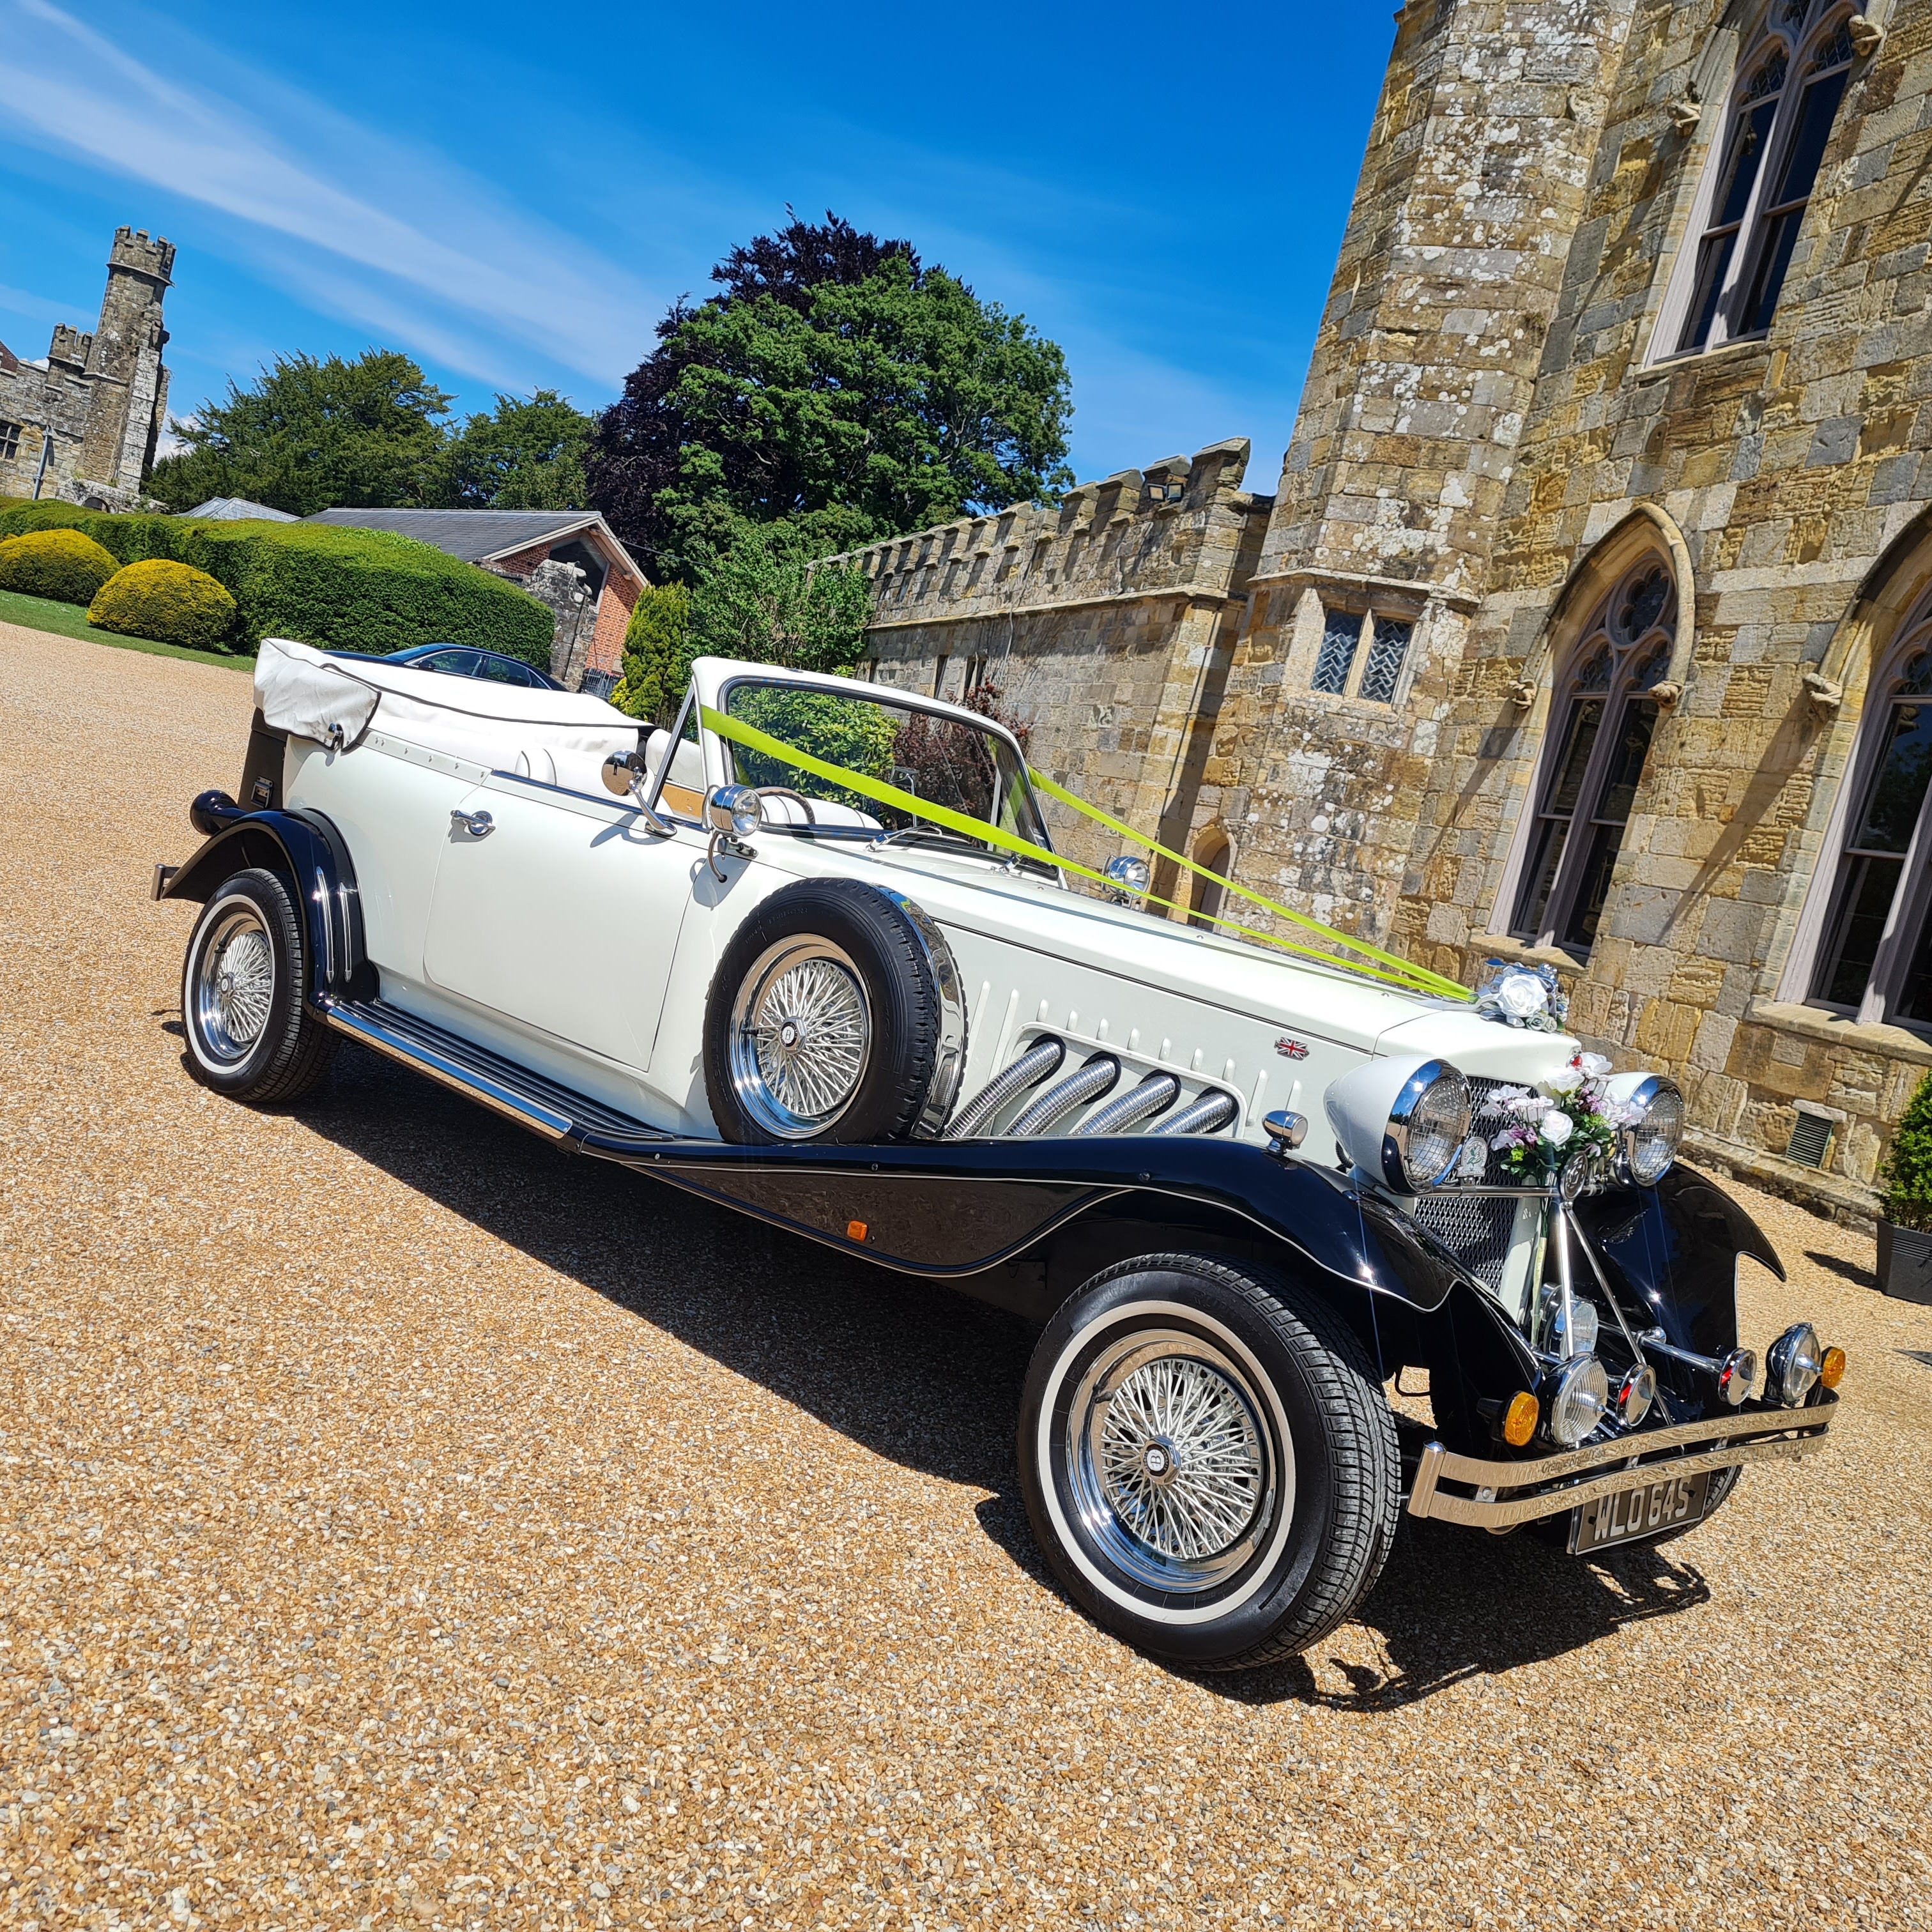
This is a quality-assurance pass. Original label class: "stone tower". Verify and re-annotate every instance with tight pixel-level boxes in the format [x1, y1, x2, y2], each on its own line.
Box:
[1193, 0, 1643, 945]
[77, 227, 174, 494]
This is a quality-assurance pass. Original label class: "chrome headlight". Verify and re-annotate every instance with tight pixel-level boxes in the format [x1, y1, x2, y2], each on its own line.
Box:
[1547, 1354, 1611, 1447]
[705, 783, 762, 838]
[1767, 1322, 1825, 1406]
[1537, 1282, 1600, 1358]
[1103, 854, 1151, 901]
[1611, 1073, 1684, 1186]
[1324, 1055, 1473, 1193]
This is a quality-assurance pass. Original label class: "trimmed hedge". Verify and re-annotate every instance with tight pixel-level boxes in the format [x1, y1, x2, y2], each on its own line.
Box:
[89, 559, 240, 651]
[0, 503, 553, 663]
[0, 527, 123, 604]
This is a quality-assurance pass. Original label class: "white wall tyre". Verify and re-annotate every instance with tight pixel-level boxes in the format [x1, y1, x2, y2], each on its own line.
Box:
[1017, 1252, 1400, 1670]
[179, 868, 336, 1104]
[703, 879, 948, 1144]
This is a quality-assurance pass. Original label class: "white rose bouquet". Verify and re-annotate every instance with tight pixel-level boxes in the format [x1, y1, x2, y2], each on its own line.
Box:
[1478, 1051, 1624, 1184]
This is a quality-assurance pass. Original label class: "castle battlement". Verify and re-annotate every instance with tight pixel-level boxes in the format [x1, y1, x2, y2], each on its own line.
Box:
[109, 227, 176, 284]
[837, 438, 1262, 633]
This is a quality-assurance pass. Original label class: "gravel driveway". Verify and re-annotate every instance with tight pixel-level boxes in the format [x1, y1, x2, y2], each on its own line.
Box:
[3, 621, 1929, 1931]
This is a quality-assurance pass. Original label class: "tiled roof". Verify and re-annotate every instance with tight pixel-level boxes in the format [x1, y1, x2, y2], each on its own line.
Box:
[305, 508, 643, 583]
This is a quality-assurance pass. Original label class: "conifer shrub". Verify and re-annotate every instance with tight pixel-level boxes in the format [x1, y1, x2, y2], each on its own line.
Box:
[1879, 1070, 1932, 1231]
[612, 582, 693, 725]
[88, 559, 240, 651]
[0, 527, 122, 604]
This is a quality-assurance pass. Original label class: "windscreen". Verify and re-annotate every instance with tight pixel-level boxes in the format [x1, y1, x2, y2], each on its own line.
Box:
[721, 681, 1050, 852]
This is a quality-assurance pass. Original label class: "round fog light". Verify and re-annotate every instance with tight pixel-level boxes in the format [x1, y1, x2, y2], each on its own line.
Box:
[1614, 1364, 1657, 1429]
[1767, 1322, 1825, 1406]
[1716, 1347, 1758, 1407]
[1547, 1356, 1611, 1448]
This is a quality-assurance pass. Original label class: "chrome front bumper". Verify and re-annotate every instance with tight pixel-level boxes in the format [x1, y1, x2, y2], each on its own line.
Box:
[1406, 1392, 1837, 1533]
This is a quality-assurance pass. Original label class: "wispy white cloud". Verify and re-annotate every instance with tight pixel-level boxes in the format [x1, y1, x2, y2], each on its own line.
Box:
[0, 0, 662, 388]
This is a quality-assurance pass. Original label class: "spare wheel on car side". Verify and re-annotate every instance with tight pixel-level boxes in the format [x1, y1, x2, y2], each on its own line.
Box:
[703, 878, 965, 1144]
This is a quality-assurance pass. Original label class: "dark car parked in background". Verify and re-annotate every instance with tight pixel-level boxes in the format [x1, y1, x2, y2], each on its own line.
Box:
[330, 645, 563, 691]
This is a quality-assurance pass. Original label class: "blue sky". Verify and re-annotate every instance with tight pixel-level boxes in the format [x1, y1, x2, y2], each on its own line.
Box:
[0, 0, 1393, 495]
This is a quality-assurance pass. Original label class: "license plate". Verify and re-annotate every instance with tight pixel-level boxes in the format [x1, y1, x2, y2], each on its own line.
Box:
[1568, 1468, 1715, 1554]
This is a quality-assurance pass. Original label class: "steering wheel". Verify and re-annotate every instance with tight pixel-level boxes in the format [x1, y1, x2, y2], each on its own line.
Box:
[755, 785, 817, 824]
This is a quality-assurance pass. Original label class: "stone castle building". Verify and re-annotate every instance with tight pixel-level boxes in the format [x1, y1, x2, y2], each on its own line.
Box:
[0, 227, 173, 510]
[839, 0, 1932, 1222]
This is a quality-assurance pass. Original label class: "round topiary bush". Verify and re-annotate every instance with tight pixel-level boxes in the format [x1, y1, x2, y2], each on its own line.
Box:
[88, 558, 240, 652]
[0, 527, 121, 605]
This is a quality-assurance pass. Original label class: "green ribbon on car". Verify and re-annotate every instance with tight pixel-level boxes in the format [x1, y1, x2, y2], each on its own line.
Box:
[700, 703, 1470, 1001]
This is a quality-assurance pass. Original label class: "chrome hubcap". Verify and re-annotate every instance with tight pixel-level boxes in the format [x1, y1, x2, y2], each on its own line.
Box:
[1069, 1331, 1276, 1593]
[193, 907, 273, 1064]
[728, 938, 871, 1139]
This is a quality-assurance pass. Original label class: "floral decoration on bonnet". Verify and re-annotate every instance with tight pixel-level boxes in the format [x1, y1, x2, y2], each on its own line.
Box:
[1473, 960, 1570, 1033]
[1478, 1052, 1631, 1185]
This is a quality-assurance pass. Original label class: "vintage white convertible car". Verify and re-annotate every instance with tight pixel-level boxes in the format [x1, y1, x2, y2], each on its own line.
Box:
[154, 640, 1844, 1668]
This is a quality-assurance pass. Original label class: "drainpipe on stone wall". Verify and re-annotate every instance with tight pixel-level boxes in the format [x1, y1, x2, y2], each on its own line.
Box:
[31, 427, 53, 501]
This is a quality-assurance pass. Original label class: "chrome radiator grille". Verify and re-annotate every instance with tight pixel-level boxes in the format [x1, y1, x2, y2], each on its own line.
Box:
[1411, 1077, 1522, 1291]
[1412, 1191, 1519, 1291]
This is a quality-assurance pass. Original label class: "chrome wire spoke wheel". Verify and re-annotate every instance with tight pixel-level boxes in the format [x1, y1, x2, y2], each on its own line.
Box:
[727, 937, 871, 1139]
[193, 908, 275, 1064]
[1069, 1331, 1276, 1594]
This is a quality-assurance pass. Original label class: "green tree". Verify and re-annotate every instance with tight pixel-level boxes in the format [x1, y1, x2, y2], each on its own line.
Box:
[589, 212, 1072, 583]
[147, 349, 454, 516]
[688, 525, 873, 676]
[432, 389, 595, 510]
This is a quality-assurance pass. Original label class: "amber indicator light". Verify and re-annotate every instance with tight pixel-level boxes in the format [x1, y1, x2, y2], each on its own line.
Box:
[846, 1220, 869, 1243]
[1502, 1390, 1540, 1448]
[1820, 1346, 1846, 1390]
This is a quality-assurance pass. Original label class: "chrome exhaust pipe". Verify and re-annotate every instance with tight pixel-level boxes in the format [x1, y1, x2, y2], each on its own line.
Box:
[1072, 1071, 1182, 1137]
[945, 1035, 1065, 1140]
[1153, 1089, 1239, 1137]
[1008, 1054, 1122, 1137]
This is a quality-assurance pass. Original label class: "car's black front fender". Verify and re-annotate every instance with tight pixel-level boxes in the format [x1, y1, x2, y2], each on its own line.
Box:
[156, 790, 372, 1004]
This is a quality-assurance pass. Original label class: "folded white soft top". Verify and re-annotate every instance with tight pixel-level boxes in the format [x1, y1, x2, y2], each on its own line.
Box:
[254, 636, 641, 791]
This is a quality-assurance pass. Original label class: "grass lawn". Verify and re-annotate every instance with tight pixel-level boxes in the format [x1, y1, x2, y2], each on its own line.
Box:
[0, 587, 255, 671]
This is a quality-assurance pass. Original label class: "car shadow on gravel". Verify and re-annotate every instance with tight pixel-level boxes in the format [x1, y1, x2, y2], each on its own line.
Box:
[287, 1041, 1716, 1708]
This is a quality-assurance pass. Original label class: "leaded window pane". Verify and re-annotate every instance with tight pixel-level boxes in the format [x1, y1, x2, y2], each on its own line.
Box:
[1618, 568, 1670, 641]
[1312, 608, 1361, 694]
[1814, 855, 1905, 1006]
[1852, 700, 1932, 854]
[1358, 617, 1413, 703]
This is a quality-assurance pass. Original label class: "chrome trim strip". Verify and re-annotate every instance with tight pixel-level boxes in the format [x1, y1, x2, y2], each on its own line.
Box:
[1414, 1435, 1823, 1531]
[323, 1002, 572, 1141]
[873, 887, 970, 1139]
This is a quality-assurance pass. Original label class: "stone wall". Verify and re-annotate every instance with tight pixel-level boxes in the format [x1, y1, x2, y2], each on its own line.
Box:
[839, 440, 1269, 884]
[0, 227, 172, 509]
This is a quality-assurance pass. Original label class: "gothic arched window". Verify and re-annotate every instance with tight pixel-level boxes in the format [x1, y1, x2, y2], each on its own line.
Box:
[1669, 1, 1857, 356]
[1808, 623, 1932, 1025]
[1512, 561, 1676, 955]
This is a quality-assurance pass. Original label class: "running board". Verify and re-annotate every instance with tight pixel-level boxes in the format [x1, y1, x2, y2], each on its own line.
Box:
[322, 997, 671, 1148]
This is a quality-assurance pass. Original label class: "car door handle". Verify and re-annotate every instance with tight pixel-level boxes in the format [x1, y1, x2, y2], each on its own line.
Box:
[450, 809, 494, 839]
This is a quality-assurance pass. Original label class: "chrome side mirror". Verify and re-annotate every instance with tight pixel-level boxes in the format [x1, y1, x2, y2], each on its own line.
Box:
[600, 749, 671, 834]
[1103, 853, 1151, 905]
[601, 749, 647, 797]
